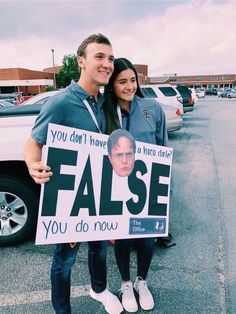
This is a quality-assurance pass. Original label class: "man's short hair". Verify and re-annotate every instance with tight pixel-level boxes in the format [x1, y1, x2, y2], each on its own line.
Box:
[107, 129, 136, 154]
[77, 33, 112, 57]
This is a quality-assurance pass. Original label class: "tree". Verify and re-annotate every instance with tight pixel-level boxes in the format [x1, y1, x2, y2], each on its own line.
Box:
[56, 54, 80, 88]
[45, 85, 56, 92]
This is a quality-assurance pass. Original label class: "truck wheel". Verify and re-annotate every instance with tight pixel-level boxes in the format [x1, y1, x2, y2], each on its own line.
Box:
[0, 176, 39, 246]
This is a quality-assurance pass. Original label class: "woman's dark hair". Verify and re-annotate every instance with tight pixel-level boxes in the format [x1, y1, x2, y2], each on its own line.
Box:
[104, 58, 144, 135]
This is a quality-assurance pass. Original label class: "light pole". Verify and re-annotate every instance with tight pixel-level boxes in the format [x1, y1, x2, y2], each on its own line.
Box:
[51, 48, 56, 88]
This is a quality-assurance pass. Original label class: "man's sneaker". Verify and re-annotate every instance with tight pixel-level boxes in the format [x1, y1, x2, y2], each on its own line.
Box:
[90, 288, 123, 314]
[119, 281, 138, 313]
[134, 277, 154, 310]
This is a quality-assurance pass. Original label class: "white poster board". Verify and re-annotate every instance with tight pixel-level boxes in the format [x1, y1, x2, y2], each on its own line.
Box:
[35, 123, 173, 245]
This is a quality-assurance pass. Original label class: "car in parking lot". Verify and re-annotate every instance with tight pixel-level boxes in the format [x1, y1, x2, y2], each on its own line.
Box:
[161, 103, 183, 132]
[217, 88, 225, 97]
[0, 90, 64, 246]
[21, 90, 61, 106]
[0, 93, 24, 104]
[195, 88, 205, 98]
[190, 88, 198, 104]
[219, 88, 232, 98]
[141, 86, 183, 132]
[205, 88, 217, 95]
[227, 90, 236, 98]
[0, 90, 62, 113]
[173, 85, 194, 113]
[0, 105, 40, 246]
[0, 99, 15, 107]
[141, 84, 184, 115]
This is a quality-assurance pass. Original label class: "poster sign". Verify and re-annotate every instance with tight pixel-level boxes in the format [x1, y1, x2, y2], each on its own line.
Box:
[35, 123, 173, 245]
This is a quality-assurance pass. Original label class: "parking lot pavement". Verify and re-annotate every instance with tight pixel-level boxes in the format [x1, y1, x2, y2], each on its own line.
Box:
[1, 98, 236, 313]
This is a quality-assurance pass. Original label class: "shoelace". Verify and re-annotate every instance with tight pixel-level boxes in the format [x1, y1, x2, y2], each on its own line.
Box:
[136, 280, 150, 296]
[120, 284, 133, 298]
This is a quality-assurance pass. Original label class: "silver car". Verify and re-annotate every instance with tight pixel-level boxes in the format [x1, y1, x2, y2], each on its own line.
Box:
[0, 99, 15, 107]
[227, 90, 236, 98]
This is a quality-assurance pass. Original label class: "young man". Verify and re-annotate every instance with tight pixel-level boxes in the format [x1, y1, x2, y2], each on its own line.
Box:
[107, 129, 136, 177]
[24, 33, 123, 314]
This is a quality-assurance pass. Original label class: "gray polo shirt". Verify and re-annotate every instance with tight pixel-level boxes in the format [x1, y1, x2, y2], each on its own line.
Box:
[121, 95, 168, 146]
[32, 80, 105, 144]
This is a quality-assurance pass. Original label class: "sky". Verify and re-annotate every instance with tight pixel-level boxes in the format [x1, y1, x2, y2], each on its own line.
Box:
[0, 0, 236, 77]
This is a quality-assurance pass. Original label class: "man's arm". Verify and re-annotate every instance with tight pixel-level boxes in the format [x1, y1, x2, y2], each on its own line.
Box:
[24, 137, 53, 184]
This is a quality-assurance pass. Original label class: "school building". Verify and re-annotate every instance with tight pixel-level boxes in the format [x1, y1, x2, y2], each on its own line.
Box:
[0, 68, 55, 95]
[0, 65, 235, 95]
[150, 73, 236, 89]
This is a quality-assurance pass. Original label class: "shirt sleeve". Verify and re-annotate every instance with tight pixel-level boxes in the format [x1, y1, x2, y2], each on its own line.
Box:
[154, 100, 169, 146]
[31, 97, 63, 145]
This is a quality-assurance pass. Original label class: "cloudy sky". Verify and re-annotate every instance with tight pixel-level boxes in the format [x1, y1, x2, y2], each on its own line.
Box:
[1, 0, 235, 77]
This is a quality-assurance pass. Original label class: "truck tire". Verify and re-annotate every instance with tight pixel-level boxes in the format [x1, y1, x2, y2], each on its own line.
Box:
[0, 176, 39, 246]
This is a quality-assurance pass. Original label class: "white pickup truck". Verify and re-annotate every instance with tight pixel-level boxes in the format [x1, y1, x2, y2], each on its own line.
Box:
[0, 104, 41, 246]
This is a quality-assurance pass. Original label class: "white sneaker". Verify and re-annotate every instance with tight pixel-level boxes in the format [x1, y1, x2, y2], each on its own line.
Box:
[120, 281, 138, 313]
[134, 277, 154, 310]
[90, 288, 123, 314]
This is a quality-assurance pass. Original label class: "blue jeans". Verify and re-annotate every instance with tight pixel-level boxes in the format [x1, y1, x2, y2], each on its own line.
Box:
[114, 238, 156, 281]
[51, 241, 107, 314]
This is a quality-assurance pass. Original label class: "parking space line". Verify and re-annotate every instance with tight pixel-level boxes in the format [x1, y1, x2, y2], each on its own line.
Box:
[0, 285, 90, 307]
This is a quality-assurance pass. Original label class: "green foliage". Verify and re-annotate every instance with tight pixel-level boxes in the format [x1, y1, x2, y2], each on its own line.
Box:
[57, 54, 80, 88]
[45, 85, 56, 92]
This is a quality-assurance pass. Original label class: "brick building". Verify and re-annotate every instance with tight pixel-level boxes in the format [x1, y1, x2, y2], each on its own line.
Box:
[0, 68, 54, 95]
[150, 73, 236, 89]
[0, 65, 235, 95]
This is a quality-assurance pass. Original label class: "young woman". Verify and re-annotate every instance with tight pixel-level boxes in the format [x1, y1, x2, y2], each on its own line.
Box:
[104, 58, 168, 313]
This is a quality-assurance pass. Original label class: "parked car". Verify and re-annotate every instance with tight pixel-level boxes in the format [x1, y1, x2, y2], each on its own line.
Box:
[141, 84, 184, 115]
[217, 88, 225, 97]
[195, 88, 205, 98]
[0, 99, 15, 107]
[0, 93, 24, 104]
[173, 85, 194, 113]
[21, 90, 61, 106]
[220, 88, 232, 98]
[205, 88, 217, 95]
[227, 90, 236, 98]
[0, 106, 40, 246]
[141, 87, 183, 132]
[161, 103, 183, 132]
[0, 90, 62, 114]
[0, 91, 63, 246]
[190, 88, 198, 104]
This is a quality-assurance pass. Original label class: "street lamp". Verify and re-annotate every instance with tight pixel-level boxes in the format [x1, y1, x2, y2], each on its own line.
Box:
[51, 48, 56, 88]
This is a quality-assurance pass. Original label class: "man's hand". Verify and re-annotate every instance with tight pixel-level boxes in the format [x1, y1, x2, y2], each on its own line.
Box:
[28, 161, 53, 184]
[24, 137, 52, 184]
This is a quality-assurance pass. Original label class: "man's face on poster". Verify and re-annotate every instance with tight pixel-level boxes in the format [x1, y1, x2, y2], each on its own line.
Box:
[109, 136, 135, 177]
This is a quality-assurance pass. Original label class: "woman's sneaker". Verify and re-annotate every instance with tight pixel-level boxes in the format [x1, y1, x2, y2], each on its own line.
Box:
[134, 277, 154, 310]
[120, 281, 138, 313]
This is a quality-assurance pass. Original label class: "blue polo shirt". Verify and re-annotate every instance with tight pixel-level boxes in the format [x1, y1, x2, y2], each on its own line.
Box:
[32, 80, 105, 144]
